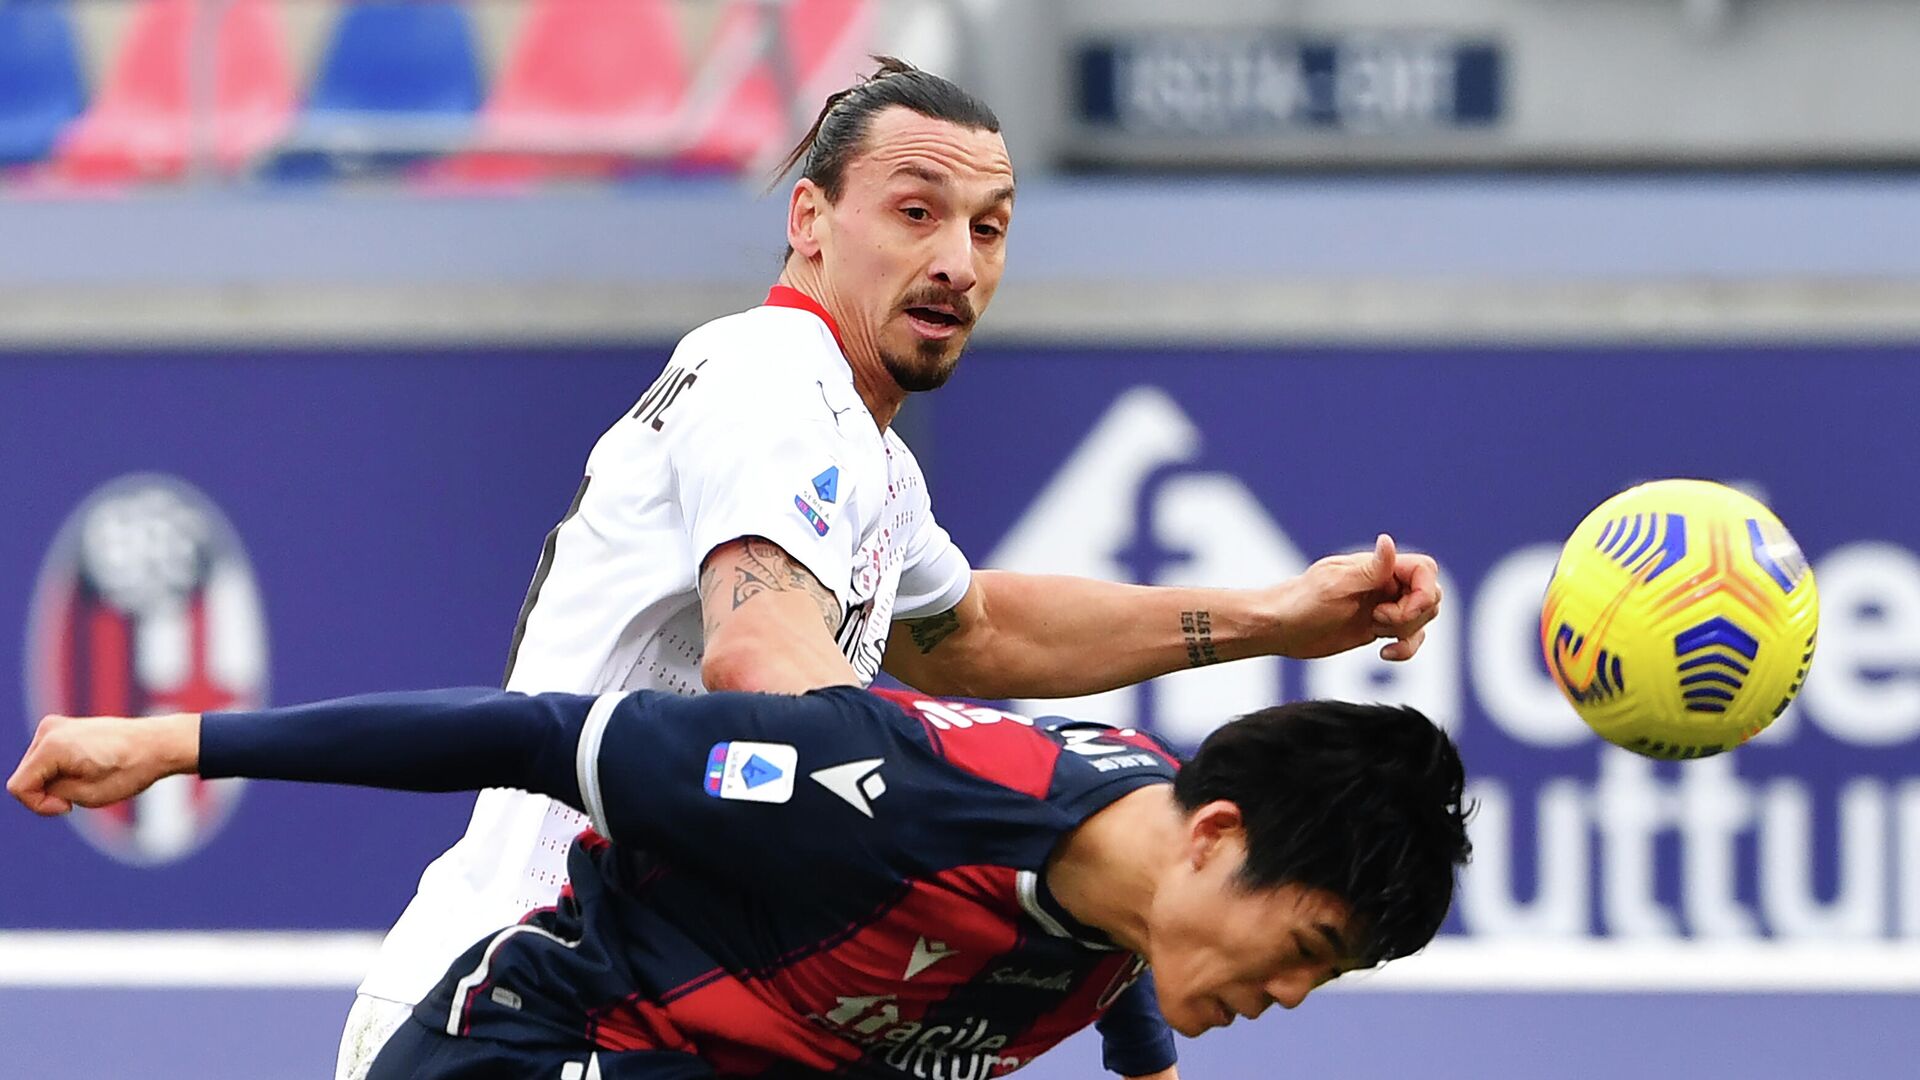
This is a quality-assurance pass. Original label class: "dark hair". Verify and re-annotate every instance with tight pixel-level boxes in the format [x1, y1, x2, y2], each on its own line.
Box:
[1173, 700, 1472, 968]
[773, 56, 1002, 201]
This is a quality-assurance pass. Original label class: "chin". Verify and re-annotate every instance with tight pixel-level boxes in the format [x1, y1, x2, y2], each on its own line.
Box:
[1168, 1010, 1212, 1038]
[882, 350, 961, 393]
[1158, 993, 1211, 1038]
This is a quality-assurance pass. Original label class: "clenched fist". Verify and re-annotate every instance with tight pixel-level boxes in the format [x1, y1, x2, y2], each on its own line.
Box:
[7, 713, 199, 816]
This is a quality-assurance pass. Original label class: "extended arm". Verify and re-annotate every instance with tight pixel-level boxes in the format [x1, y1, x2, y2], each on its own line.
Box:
[7, 689, 596, 818]
[10, 686, 910, 895]
[884, 534, 1440, 699]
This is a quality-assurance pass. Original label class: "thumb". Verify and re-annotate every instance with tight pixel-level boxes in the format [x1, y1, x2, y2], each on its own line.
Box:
[27, 790, 74, 816]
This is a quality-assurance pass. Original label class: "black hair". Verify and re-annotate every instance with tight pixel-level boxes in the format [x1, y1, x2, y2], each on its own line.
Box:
[773, 58, 1001, 264]
[774, 56, 1002, 200]
[1173, 700, 1472, 968]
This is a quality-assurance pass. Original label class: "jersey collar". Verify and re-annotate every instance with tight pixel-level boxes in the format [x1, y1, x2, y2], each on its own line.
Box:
[1016, 869, 1120, 951]
[764, 285, 848, 359]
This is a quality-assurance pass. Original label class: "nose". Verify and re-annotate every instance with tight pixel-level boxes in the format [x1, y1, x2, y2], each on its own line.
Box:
[927, 220, 977, 295]
[1268, 974, 1315, 1011]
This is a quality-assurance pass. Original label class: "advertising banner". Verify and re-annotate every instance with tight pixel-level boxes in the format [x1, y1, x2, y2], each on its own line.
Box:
[4, 343, 1918, 1079]
[5, 343, 1918, 948]
[924, 345, 1920, 946]
[2, 347, 668, 929]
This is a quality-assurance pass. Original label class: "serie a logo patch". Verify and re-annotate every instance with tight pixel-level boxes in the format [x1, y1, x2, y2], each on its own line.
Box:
[703, 741, 798, 803]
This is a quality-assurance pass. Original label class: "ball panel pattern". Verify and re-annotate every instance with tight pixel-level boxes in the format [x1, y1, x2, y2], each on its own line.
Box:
[1541, 479, 1820, 761]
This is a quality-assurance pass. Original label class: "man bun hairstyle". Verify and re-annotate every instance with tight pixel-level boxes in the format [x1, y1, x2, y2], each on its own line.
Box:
[773, 56, 1002, 200]
[1173, 700, 1472, 969]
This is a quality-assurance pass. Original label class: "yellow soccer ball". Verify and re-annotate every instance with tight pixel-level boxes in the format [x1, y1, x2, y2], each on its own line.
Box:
[1541, 479, 1819, 759]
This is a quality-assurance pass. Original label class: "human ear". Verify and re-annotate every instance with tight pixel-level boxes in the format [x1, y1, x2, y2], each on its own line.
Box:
[1187, 800, 1245, 870]
[788, 180, 826, 259]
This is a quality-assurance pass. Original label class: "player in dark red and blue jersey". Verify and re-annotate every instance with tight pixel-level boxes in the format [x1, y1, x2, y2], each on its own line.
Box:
[11, 683, 1470, 1079]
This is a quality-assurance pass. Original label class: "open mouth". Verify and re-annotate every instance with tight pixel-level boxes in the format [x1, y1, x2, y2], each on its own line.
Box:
[906, 306, 963, 327]
[903, 306, 966, 339]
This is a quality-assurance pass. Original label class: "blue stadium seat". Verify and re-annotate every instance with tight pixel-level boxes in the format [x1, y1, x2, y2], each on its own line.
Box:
[0, 0, 85, 165]
[267, 0, 483, 180]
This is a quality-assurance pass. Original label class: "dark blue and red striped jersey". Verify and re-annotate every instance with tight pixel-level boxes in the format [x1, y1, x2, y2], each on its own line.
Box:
[432, 686, 1178, 1077]
[204, 684, 1181, 1077]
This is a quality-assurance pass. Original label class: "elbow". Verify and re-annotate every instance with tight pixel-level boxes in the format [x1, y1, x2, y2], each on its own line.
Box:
[701, 620, 846, 695]
[701, 630, 768, 694]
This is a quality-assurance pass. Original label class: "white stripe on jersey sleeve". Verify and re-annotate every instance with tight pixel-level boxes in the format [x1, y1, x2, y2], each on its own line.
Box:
[445, 922, 580, 1036]
[573, 692, 626, 841]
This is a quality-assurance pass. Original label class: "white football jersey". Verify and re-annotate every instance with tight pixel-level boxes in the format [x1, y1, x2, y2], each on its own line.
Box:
[356, 287, 974, 1005]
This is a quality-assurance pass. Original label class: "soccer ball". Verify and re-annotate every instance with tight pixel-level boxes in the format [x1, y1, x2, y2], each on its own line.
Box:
[1540, 479, 1819, 760]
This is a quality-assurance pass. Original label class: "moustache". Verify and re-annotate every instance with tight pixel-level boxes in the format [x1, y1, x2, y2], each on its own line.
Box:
[898, 289, 976, 326]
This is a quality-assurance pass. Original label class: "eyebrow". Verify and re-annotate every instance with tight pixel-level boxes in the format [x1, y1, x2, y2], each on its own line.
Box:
[890, 164, 1016, 208]
[1314, 923, 1349, 958]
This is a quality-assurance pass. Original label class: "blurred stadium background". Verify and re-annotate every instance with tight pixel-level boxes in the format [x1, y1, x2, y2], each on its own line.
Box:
[4, 0, 1920, 1077]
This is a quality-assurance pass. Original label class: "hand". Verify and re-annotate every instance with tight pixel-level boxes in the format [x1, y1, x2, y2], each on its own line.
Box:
[7, 713, 198, 816]
[1270, 533, 1441, 662]
[1127, 1068, 1179, 1080]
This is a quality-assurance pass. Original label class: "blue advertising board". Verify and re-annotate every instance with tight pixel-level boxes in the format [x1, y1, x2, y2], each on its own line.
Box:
[3, 342, 1919, 1078]
[2, 346, 668, 929]
[4, 344, 1919, 943]
[924, 345, 1920, 946]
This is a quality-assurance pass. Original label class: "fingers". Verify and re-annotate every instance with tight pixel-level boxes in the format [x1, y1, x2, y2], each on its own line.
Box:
[1380, 627, 1426, 662]
[1371, 533, 1397, 589]
[6, 747, 71, 817]
[1373, 551, 1442, 630]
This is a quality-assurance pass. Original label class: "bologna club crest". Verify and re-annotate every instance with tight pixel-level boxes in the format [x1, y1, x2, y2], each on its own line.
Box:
[23, 475, 270, 866]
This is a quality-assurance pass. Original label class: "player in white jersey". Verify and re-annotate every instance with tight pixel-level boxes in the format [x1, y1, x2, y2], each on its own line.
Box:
[339, 59, 1443, 1080]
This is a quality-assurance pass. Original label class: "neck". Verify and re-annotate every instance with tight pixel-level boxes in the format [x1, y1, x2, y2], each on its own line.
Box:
[776, 262, 906, 430]
[1045, 785, 1182, 955]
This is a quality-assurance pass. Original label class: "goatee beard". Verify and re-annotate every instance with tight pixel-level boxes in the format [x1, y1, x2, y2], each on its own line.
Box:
[883, 342, 960, 393]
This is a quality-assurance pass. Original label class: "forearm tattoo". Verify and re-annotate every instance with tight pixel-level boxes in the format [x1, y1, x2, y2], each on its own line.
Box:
[904, 608, 963, 655]
[699, 537, 842, 635]
[1181, 610, 1220, 668]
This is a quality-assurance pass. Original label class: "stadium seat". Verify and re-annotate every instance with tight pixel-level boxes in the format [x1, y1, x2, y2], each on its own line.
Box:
[266, 0, 483, 181]
[51, 0, 293, 183]
[438, 0, 689, 184]
[0, 0, 86, 167]
[678, 0, 874, 172]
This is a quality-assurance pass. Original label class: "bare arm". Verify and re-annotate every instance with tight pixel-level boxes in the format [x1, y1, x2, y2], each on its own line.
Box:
[699, 536, 860, 694]
[883, 534, 1440, 700]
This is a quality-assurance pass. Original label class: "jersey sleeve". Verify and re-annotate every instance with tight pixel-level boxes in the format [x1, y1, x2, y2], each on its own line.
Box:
[886, 438, 973, 619]
[1096, 971, 1179, 1076]
[581, 686, 1047, 898]
[203, 686, 1024, 905]
[662, 351, 860, 609]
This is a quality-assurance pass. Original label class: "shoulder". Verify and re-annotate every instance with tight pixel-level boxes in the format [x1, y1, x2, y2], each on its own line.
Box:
[680, 307, 838, 383]
[656, 307, 858, 430]
[864, 691, 1180, 812]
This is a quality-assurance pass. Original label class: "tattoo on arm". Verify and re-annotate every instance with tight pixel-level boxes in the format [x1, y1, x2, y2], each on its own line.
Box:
[1181, 610, 1220, 668]
[699, 537, 842, 635]
[903, 608, 963, 655]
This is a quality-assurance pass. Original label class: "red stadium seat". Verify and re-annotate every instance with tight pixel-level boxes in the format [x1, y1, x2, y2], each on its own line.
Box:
[678, 0, 873, 172]
[52, 0, 293, 183]
[439, 0, 689, 183]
